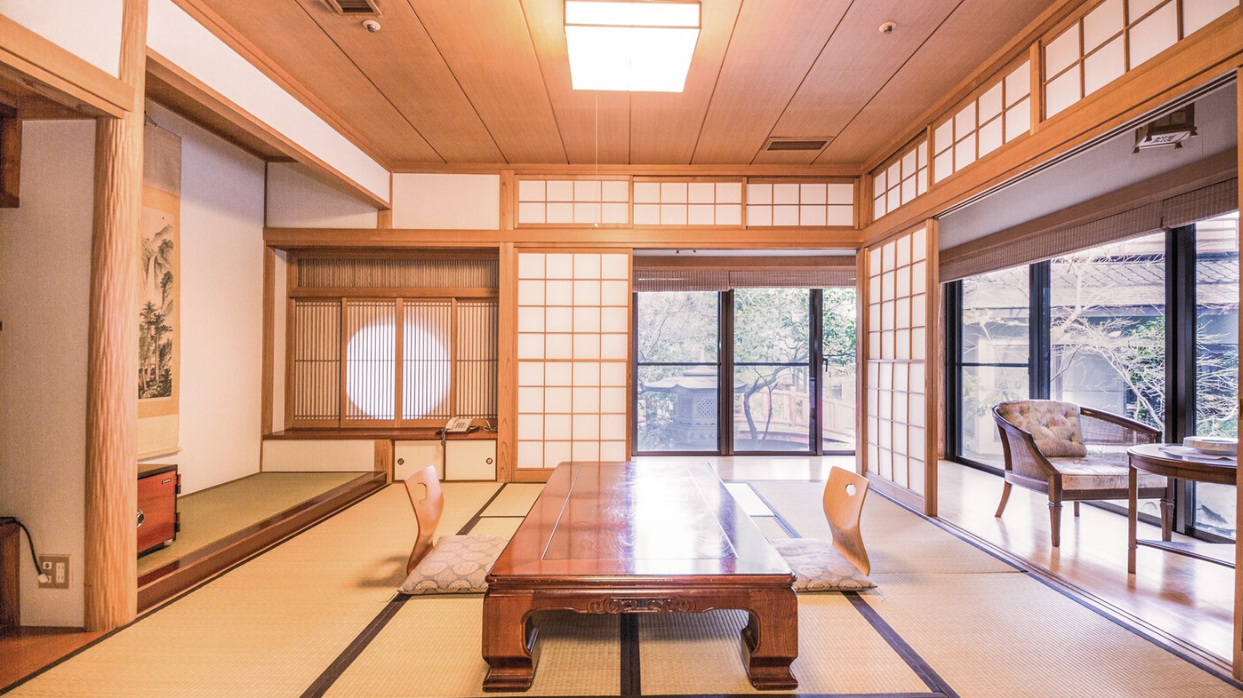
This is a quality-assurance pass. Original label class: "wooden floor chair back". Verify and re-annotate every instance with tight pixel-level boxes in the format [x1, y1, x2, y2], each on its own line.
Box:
[823, 467, 871, 575]
[404, 465, 444, 574]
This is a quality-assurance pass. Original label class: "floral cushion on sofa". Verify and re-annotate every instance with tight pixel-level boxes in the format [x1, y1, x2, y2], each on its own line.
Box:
[996, 400, 1088, 458]
[770, 538, 875, 592]
[398, 535, 507, 595]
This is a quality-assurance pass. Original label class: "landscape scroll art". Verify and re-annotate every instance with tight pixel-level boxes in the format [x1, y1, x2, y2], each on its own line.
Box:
[138, 121, 181, 459]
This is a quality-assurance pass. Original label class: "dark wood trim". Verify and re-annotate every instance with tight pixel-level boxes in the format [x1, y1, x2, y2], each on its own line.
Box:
[844, 592, 962, 698]
[0, 108, 19, 208]
[619, 614, 640, 697]
[265, 427, 496, 441]
[632, 255, 856, 271]
[0, 521, 19, 629]
[136, 471, 386, 612]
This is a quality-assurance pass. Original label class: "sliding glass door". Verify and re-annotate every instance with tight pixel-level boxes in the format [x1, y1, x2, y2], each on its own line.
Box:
[733, 288, 813, 453]
[634, 286, 856, 456]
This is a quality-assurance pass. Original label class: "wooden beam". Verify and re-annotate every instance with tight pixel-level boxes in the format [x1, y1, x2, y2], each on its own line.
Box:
[864, 10, 1243, 245]
[0, 14, 134, 119]
[496, 243, 517, 483]
[84, 0, 146, 633]
[396, 162, 862, 177]
[145, 50, 390, 210]
[261, 246, 276, 436]
[264, 227, 862, 250]
[923, 219, 940, 519]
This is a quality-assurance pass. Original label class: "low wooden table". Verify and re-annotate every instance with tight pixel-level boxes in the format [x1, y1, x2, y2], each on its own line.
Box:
[482, 461, 798, 692]
[1127, 443, 1236, 574]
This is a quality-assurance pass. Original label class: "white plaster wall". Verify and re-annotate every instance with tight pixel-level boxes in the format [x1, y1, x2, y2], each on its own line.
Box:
[266, 163, 379, 229]
[146, 102, 266, 495]
[146, 0, 390, 204]
[0, 0, 123, 77]
[0, 120, 95, 627]
[392, 174, 501, 229]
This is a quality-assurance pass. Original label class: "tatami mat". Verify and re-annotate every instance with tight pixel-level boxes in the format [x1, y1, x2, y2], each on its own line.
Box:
[640, 595, 928, 696]
[8, 482, 499, 698]
[752, 516, 791, 540]
[867, 571, 1243, 697]
[325, 598, 619, 697]
[138, 472, 365, 574]
[753, 480, 1016, 575]
[481, 484, 544, 518]
[467, 517, 524, 538]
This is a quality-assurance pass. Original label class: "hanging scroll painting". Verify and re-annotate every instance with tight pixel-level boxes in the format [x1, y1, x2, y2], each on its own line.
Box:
[138, 123, 182, 459]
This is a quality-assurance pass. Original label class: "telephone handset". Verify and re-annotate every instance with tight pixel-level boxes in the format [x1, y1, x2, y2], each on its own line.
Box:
[444, 417, 473, 433]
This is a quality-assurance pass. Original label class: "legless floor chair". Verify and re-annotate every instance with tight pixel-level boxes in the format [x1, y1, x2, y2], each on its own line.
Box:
[398, 465, 508, 595]
[769, 467, 876, 591]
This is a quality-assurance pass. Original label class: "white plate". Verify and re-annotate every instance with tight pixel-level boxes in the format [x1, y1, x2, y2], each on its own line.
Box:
[1183, 436, 1238, 455]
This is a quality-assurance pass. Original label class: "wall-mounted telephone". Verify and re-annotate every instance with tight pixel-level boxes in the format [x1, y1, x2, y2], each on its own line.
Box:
[444, 417, 473, 433]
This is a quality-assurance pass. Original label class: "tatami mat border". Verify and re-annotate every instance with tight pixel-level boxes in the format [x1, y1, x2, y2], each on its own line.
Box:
[0, 484, 395, 696]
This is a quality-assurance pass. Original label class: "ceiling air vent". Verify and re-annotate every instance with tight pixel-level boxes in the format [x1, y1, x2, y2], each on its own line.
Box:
[765, 138, 830, 152]
[325, 0, 381, 15]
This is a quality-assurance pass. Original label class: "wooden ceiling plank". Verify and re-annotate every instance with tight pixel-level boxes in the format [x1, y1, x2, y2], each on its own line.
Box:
[753, 0, 961, 166]
[628, 0, 742, 165]
[193, 0, 440, 166]
[290, 0, 504, 163]
[407, 0, 568, 164]
[818, 0, 1058, 165]
[520, 0, 630, 164]
[690, 0, 853, 165]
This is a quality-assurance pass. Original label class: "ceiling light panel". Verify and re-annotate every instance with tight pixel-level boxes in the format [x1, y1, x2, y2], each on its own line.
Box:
[565, 1, 701, 93]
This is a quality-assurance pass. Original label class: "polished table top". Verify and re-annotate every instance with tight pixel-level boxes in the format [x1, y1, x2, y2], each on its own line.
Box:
[1128, 443, 1237, 485]
[488, 461, 793, 582]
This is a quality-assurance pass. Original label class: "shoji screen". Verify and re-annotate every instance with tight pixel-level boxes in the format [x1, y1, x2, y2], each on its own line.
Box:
[862, 224, 939, 513]
[516, 251, 631, 473]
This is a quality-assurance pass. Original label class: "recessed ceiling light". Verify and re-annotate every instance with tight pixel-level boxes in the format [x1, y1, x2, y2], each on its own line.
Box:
[565, 1, 701, 93]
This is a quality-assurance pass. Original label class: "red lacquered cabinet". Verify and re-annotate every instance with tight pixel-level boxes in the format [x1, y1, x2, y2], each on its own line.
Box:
[137, 464, 179, 556]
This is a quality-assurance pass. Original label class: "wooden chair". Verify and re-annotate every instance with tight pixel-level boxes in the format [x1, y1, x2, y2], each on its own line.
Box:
[992, 400, 1171, 547]
[404, 465, 444, 573]
[823, 466, 871, 575]
[769, 466, 874, 591]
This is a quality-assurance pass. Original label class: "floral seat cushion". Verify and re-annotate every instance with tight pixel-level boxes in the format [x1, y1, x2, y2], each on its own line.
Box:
[770, 538, 876, 592]
[996, 400, 1087, 458]
[398, 535, 507, 595]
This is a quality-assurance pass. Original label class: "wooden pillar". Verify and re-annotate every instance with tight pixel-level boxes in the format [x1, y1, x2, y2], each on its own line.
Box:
[1233, 66, 1243, 683]
[84, 0, 147, 632]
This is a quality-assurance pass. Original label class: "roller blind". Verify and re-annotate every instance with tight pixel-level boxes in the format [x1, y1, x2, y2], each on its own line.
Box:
[941, 178, 1238, 281]
[633, 259, 856, 292]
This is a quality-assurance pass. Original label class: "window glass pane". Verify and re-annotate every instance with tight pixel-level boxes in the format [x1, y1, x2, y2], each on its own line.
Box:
[1050, 233, 1166, 429]
[1194, 212, 1239, 539]
[635, 292, 719, 453]
[959, 266, 1030, 465]
[735, 288, 812, 452]
[822, 288, 857, 452]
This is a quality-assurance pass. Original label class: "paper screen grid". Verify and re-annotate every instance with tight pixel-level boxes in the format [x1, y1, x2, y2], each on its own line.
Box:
[872, 142, 928, 221]
[745, 181, 854, 227]
[1042, 0, 1233, 118]
[865, 228, 928, 495]
[516, 251, 631, 469]
[633, 180, 744, 226]
[516, 178, 631, 226]
[933, 61, 1031, 184]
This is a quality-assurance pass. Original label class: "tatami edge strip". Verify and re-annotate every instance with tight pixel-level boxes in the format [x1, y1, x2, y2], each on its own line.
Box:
[842, 593, 956, 698]
[0, 484, 394, 697]
[294, 483, 511, 698]
[866, 488, 1243, 691]
[621, 613, 641, 697]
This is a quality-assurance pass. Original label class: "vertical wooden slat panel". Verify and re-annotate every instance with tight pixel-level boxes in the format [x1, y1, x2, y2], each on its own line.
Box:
[84, 0, 146, 633]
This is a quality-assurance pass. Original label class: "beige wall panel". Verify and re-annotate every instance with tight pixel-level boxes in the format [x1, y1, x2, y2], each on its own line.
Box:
[395, 440, 444, 481]
[391, 174, 501, 230]
[261, 439, 374, 472]
[0, 120, 95, 627]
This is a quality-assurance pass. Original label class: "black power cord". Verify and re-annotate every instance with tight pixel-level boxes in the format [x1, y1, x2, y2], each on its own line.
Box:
[0, 516, 51, 584]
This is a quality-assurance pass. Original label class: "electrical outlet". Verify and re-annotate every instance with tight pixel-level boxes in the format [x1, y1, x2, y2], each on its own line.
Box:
[37, 555, 70, 590]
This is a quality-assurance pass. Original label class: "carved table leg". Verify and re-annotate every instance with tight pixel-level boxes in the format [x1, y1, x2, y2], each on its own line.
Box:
[482, 592, 539, 692]
[740, 588, 798, 690]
